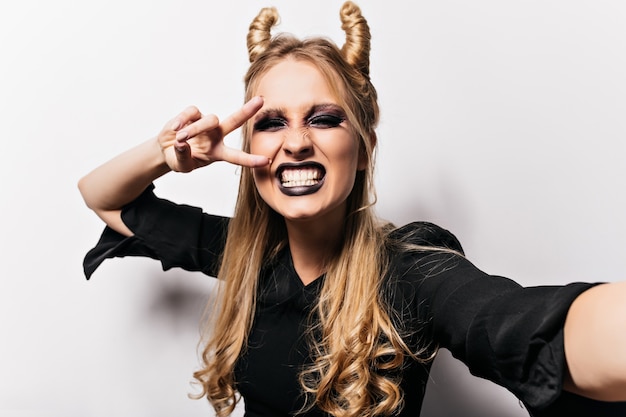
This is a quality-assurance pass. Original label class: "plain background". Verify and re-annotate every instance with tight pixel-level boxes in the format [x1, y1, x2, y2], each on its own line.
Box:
[1, 1, 624, 416]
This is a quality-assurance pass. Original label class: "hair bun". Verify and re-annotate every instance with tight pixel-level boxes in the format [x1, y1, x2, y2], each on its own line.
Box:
[340, 1, 371, 76]
[247, 2, 372, 77]
[247, 6, 280, 63]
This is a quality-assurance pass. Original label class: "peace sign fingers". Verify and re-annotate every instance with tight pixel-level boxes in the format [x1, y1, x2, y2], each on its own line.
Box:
[170, 97, 269, 169]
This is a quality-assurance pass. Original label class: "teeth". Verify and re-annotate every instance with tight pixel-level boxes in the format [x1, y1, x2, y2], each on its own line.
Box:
[281, 168, 322, 188]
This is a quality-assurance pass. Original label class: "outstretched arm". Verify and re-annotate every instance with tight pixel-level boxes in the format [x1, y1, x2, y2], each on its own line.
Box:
[563, 280, 626, 401]
[78, 97, 269, 236]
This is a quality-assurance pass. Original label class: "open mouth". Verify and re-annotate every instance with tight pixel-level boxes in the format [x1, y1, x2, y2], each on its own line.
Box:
[276, 162, 326, 196]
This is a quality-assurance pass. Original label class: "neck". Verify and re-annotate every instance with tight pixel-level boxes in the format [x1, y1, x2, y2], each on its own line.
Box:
[285, 216, 344, 285]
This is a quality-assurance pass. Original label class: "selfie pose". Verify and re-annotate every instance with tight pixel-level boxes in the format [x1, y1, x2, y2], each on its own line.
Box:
[79, 2, 626, 416]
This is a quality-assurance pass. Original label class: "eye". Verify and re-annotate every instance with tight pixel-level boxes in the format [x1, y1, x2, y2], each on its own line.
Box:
[254, 117, 287, 132]
[308, 114, 345, 128]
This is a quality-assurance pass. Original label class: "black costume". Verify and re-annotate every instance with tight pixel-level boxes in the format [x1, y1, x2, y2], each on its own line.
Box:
[84, 186, 626, 417]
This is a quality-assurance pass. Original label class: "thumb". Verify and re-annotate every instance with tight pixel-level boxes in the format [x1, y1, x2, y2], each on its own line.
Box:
[174, 142, 196, 172]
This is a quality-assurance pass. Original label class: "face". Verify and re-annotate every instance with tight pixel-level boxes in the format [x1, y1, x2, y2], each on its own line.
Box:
[250, 59, 365, 225]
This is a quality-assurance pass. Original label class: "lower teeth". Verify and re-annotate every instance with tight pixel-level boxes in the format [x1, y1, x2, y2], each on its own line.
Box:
[283, 179, 318, 187]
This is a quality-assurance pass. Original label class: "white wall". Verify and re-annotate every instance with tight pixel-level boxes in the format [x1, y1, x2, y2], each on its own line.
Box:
[1, 1, 624, 416]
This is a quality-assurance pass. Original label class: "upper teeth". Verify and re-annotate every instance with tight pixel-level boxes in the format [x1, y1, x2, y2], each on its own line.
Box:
[281, 168, 322, 187]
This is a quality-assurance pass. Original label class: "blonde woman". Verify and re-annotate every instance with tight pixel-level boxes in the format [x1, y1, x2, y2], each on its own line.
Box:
[79, 2, 626, 416]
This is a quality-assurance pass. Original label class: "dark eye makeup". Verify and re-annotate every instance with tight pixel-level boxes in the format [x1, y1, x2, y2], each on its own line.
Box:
[253, 117, 287, 132]
[253, 104, 347, 132]
[306, 104, 346, 128]
[308, 113, 345, 128]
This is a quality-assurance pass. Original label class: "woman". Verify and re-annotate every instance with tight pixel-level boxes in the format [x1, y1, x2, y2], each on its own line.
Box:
[79, 2, 626, 416]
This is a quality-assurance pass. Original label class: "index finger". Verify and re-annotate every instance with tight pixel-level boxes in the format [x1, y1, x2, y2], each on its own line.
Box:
[219, 96, 264, 136]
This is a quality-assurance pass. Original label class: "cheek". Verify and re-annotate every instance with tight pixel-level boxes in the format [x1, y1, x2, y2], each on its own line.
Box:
[250, 133, 280, 157]
[331, 144, 361, 195]
[335, 139, 362, 171]
[251, 167, 279, 211]
[252, 166, 272, 189]
[248, 132, 262, 155]
[249, 136, 261, 154]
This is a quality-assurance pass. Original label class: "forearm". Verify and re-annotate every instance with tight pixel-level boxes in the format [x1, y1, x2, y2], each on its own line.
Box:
[563, 280, 626, 401]
[78, 100, 267, 235]
[78, 137, 170, 216]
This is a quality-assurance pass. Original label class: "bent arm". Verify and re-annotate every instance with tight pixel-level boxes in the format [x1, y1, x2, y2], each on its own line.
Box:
[78, 99, 269, 236]
[563, 280, 626, 401]
[78, 137, 170, 236]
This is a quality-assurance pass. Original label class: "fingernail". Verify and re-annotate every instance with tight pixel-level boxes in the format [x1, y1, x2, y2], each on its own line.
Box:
[176, 130, 188, 140]
[171, 120, 181, 130]
[256, 157, 271, 166]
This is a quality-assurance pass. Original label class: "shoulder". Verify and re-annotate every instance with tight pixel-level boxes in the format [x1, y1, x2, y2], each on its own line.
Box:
[388, 221, 464, 255]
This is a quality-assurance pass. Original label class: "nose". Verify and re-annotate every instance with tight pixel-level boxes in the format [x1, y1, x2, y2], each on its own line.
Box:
[282, 127, 313, 159]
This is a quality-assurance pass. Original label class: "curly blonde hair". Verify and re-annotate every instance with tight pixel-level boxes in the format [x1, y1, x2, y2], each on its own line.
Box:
[193, 3, 430, 416]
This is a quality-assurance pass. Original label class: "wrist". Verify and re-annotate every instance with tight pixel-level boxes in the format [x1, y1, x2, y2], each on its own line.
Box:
[149, 136, 172, 176]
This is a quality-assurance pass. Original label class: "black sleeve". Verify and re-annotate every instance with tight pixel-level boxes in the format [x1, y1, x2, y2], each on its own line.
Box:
[83, 185, 229, 280]
[389, 222, 626, 416]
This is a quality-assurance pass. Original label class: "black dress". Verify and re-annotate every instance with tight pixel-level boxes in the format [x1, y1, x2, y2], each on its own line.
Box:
[84, 186, 626, 417]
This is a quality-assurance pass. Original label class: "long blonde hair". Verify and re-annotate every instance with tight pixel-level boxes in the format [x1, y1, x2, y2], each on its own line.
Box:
[193, 3, 430, 416]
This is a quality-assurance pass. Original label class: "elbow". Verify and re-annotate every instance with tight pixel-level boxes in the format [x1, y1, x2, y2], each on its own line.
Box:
[77, 175, 95, 210]
[77, 175, 89, 206]
[564, 362, 626, 402]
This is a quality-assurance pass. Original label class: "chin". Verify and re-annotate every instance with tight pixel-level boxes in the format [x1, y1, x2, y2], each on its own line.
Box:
[277, 207, 325, 222]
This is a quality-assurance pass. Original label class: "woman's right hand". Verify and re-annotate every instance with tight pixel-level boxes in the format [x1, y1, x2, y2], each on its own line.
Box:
[160, 96, 270, 172]
[79, 96, 270, 236]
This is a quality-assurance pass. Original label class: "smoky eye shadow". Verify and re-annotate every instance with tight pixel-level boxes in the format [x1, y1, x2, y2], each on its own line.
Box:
[305, 104, 347, 128]
[253, 117, 272, 131]
[253, 109, 287, 131]
[306, 104, 346, 121]
[306, 104, 346, 118]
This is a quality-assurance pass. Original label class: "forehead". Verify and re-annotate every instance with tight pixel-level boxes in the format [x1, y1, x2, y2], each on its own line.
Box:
[253, 59, 343, 111]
